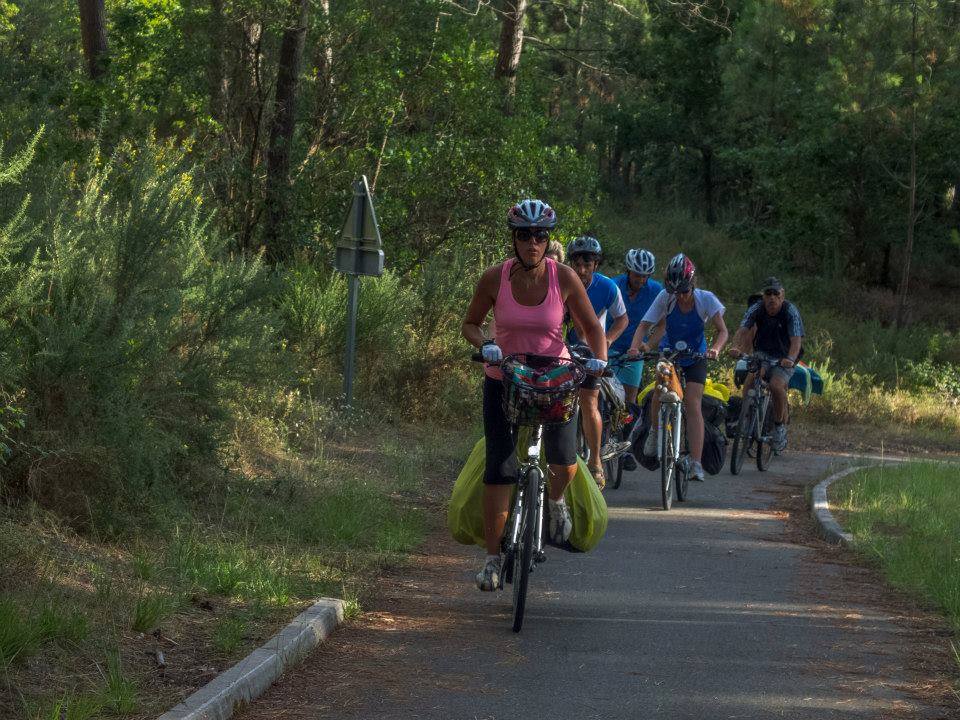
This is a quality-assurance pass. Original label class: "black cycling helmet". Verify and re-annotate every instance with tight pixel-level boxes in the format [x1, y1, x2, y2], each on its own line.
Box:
[664, 253, 696, 293]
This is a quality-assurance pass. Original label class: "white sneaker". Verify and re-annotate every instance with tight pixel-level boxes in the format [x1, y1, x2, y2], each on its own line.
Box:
[690, 460, 705, 481]
[549, 499, 573, 544]
[475, 556, 501, 591]
[600, 439, 632, 461]
[773, 424, 788, 453]
[643, 429, 658, 457]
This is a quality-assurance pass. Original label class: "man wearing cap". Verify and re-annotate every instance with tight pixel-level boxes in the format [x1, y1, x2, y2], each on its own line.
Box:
[730, 277, 804, 452]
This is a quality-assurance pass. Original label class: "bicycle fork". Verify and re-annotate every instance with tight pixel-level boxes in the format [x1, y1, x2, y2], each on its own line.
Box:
[505, 428, 548, 567]
[657, 403, 683, 464]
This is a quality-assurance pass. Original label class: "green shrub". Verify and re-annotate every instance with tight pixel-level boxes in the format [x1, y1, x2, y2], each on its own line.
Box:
[26, 693, 103, 720]
[102, 651, 137, 715]
[131, 590, 175, 632]
[212, 615, 246, 655]
[0, 597, 41, 668]
[0, 139, 279, 531]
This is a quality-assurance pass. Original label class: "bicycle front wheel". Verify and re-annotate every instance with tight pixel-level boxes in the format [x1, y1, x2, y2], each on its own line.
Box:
[757, 397, 775, 471]
[660, 412, 675, 511]
[511, 467, 538, 633]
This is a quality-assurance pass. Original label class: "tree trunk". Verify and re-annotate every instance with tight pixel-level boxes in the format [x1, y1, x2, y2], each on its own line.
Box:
[494, 0, 528, 107]
[207, 0, 228, 126]
[572, 0, 588, 152]
[77, 0, 109, 79]
[880, 241, 893, 289]
[701, 145, 716, 225]
[951, 179, 960, 227]
[315, 0, 335, 131]
[263, 0, 310, 261]
[896, 2, 919, 328]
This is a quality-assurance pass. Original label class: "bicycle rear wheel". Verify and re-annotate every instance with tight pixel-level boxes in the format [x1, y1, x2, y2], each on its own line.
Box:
[756, 396, 775, 471]
[659, 412, 675, 511]
[607, 454, 623, 489]
[512, 467, 538, 633]
[730, 405, 754, 476]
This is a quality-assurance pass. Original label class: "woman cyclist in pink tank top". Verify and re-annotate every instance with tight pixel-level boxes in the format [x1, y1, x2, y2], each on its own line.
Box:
[462, 200, 608, 592]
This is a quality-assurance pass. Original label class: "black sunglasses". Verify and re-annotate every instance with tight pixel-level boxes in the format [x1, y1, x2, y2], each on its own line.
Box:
[763, 289, 781, 297]
[515, 228, 550, 244]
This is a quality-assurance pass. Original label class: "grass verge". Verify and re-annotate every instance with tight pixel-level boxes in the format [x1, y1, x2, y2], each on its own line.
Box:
[830, 462, 960, 631]
[0, 416, 473, 719]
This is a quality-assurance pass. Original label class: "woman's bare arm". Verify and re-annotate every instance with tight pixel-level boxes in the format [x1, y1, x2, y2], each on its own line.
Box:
[462, 265, 501, 349]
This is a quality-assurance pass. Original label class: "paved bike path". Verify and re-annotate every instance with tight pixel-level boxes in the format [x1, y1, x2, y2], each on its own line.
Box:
[239, 454, 952, 719]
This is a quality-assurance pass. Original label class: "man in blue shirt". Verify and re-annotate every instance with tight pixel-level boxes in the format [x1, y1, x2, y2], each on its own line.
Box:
[609, 248, 662, 472]
[566, 236, 627, 487]
[609, 248, 663, 406]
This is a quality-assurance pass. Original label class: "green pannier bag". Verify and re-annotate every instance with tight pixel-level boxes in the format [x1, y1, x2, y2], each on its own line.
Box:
[447, 435, 608, 553]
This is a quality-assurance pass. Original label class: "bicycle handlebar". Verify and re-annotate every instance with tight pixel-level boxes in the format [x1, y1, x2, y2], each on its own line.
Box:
[630, 348, 711, 363]
[470, 349, 613, 376]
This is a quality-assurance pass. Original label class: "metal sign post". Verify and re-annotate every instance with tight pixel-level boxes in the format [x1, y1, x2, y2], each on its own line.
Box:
[334, 176, 384, 407]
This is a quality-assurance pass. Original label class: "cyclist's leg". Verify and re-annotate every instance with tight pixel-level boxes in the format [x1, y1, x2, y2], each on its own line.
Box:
[767, 368, 793, 451]
[545, 417, 578, 542]
[739, 372, 756, 423]
[579, 382, 602, 470]
[544, 413, 578, 498]
[612, 351, 643, 406]
[768, 370, 791, 423]
[679, 359, 708, 478]
[683, 381, 705, 462]
[482, 377, 519, 556]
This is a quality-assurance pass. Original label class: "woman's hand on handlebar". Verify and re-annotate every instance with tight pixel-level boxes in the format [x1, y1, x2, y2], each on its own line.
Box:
[584, 358, 607, 375]
[728, 347, 743, 359]
[706, 347, 721, 361]
[480, 340, 502, 363]
[626, 342, 648, 359]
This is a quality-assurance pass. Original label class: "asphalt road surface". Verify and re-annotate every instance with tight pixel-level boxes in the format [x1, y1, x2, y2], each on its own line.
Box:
[239, 452, 954, 720]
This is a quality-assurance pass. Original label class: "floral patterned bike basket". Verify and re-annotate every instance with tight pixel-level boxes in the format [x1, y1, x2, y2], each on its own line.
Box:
[501, 354, 586, 427]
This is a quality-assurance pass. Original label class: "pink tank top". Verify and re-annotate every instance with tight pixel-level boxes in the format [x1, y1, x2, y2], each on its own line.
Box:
[486, 258, 569, 380]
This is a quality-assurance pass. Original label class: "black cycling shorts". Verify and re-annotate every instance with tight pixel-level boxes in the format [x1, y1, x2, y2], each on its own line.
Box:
[482, 377, 578, 485]
[581, 374, 599, 391]
[677, 358, 708, 386]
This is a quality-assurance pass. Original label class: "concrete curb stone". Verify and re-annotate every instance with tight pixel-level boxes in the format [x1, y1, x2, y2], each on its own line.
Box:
[810, 456, 911, 546]
[810, 466, 862, 546]
[157, 597, 344, 720]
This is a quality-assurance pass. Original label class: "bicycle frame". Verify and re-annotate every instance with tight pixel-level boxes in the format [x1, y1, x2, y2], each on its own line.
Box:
[655, 358, 685, 463]
[731, 355, 778, 475]
[658, 401, 684, 464]
[503, 425, 546, 581]
[739, 363, 773, 444]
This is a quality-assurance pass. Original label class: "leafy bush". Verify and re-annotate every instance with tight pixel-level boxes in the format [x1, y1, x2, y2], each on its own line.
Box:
[0, 139, 279, 531]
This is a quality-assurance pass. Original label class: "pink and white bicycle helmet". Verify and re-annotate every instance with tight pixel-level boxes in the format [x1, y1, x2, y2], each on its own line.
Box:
[507, 199, 557, 229]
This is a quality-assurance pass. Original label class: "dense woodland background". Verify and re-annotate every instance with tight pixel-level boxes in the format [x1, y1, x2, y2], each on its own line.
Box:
[3, 4, 960, 715]
[1, 0, 960, 526]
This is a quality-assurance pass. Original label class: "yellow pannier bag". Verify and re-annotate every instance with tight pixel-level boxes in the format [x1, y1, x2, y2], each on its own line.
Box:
[447, 435, 608, 553]
[637, 377, 729, 404]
